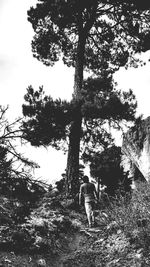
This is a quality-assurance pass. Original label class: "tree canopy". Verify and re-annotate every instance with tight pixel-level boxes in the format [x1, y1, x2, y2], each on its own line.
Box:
[28, 0, 150, 72]
[23, 0, 150, 194]
[23, 77, 137, 149]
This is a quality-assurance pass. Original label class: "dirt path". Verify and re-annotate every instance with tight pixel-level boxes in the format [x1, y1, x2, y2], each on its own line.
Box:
[50, 225, 105, 267]
[0, 210, 106, 267]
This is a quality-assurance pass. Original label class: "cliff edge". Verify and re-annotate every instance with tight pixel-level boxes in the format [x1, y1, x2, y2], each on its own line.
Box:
[121, 116, 150, 182]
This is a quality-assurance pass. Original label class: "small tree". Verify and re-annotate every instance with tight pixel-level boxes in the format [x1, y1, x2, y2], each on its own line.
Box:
[0, 106, 46, 210]
[90, 146, 132, 196]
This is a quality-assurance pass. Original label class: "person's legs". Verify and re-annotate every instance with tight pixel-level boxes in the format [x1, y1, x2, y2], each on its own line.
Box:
[91, 202, 95, 225]
[85, 202, 92, 227]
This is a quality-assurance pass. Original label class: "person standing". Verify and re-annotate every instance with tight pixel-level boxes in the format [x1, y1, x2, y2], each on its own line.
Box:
[79, 175, 98, 228]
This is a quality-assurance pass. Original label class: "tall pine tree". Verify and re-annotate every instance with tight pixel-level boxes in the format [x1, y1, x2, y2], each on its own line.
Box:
[23, 0, 150, 195]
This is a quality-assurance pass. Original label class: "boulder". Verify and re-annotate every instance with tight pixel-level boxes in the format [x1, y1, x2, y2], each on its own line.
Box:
[121, 117, 150, 182]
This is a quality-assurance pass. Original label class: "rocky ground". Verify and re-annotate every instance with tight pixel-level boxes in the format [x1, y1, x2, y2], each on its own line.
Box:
[0, 192, 150, 267]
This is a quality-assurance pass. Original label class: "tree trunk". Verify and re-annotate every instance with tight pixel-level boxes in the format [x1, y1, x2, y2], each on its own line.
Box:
[65, 3, 98, 195]
[66, 116, 82, 195]
[66, 33, 86, 196]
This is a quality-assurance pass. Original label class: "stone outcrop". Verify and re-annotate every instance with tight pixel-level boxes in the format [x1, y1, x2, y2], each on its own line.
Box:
[121, 117, 150, 182]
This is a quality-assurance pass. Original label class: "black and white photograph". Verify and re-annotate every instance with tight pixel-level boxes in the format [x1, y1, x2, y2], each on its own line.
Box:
[0, 0, 150, 266]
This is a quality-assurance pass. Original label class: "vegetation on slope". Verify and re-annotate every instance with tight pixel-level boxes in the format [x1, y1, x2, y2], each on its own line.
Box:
[1, 182, 150, 266]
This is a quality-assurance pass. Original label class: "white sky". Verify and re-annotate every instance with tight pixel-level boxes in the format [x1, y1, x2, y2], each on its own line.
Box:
[0, 0, 150, 184]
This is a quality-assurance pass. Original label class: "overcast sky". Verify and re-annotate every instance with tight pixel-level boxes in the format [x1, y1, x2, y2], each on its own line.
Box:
[0, 0, 150, 184]
[0, 0, 75, 184]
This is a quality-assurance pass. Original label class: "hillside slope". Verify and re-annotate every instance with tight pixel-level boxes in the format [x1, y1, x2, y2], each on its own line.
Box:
[1, 188, 150, 266]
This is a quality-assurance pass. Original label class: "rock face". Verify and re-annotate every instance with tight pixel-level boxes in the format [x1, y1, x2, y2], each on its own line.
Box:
[121, 117, 150, 182]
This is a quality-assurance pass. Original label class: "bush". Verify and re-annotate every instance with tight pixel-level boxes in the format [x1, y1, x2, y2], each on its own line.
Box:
[100, 182, 150, 251]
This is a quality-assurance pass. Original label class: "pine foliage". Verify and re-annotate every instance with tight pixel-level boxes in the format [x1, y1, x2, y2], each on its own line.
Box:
[23, 0, 150, 193]
[28, 0, 150, 71]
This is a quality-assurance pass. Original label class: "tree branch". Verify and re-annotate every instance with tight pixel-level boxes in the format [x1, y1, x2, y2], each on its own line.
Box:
[83, 2, 98, 36]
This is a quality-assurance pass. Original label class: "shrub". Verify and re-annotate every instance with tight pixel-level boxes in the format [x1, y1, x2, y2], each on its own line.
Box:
[100, 182, 150, 251]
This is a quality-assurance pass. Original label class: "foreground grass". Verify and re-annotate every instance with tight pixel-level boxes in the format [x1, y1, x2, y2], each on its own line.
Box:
[96, 182, 150, 266]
